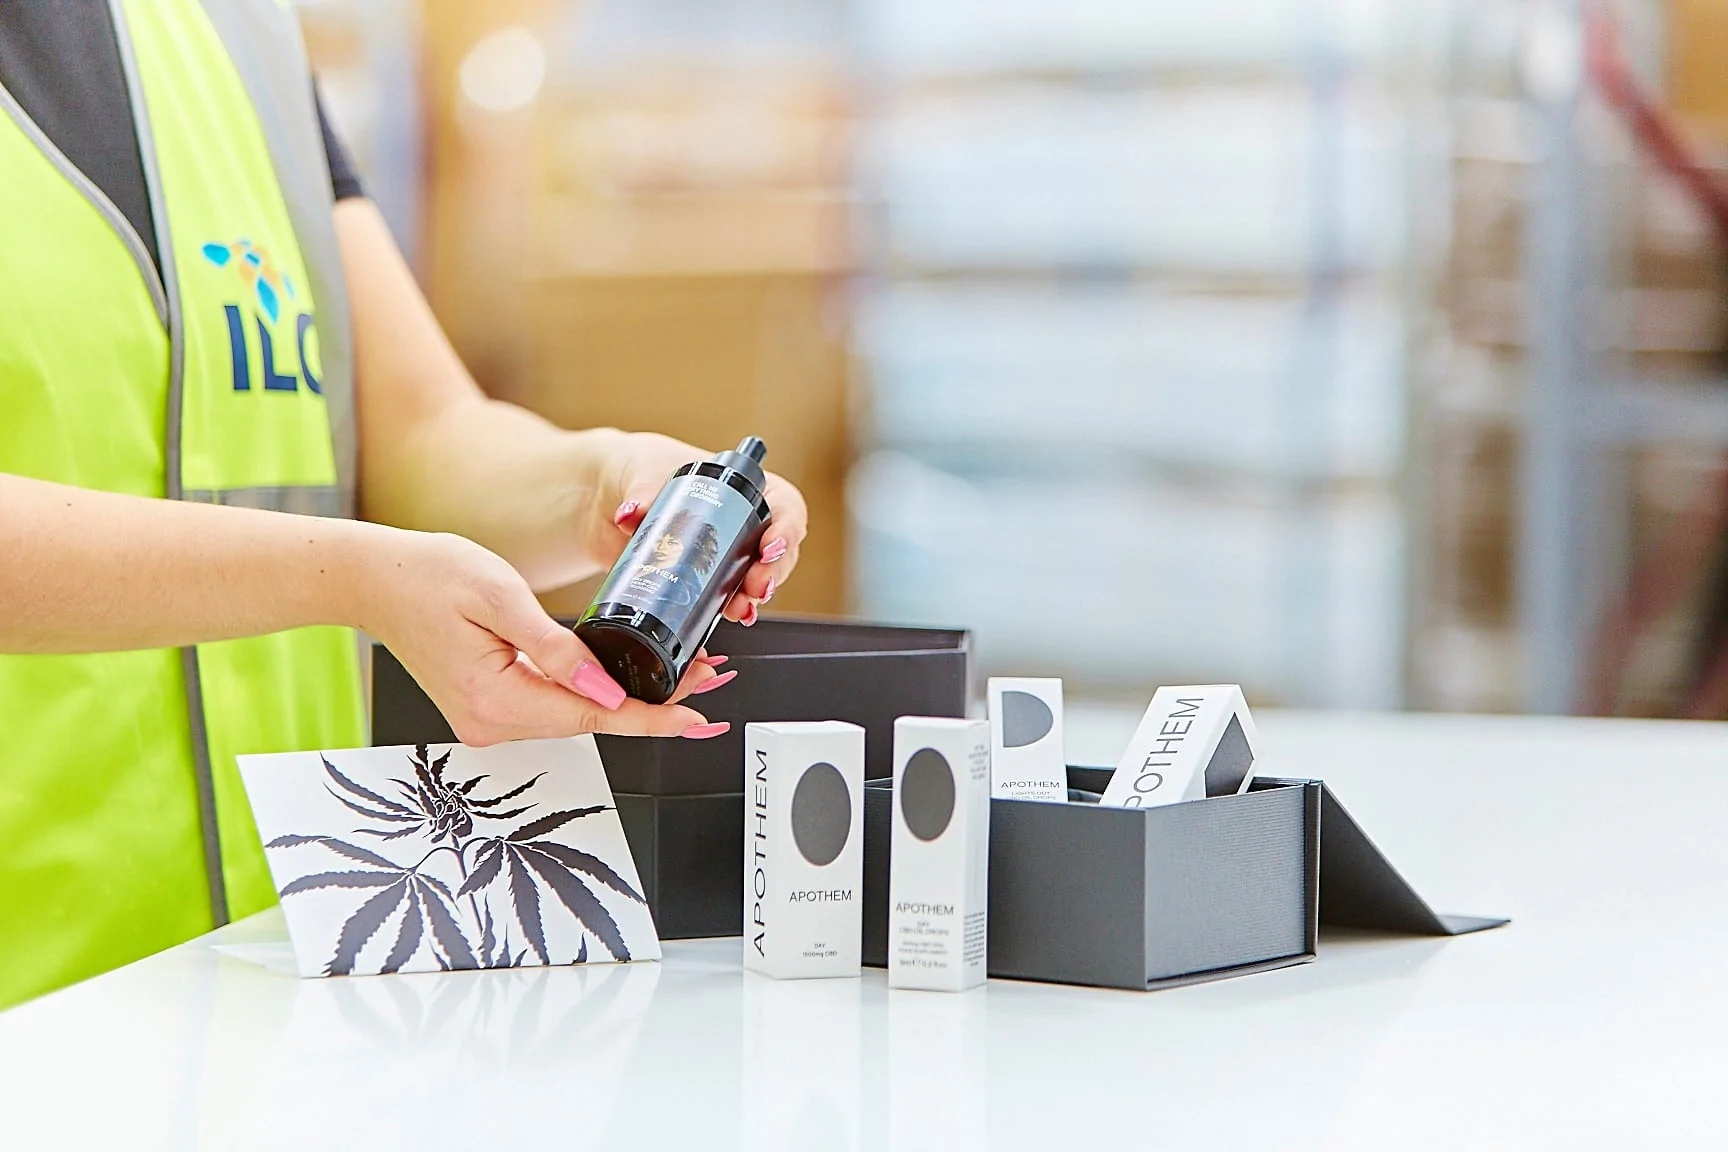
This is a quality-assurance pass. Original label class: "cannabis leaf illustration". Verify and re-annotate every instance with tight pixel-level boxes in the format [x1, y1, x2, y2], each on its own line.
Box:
[269, 745, 647, 976]
[457, 804, 645, 963]
[323, 746, 542, 844]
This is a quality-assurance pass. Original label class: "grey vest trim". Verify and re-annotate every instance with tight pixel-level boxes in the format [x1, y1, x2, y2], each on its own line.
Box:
[106, 0, 230, 928]
[114, 0, 359, 930]
[0, 81, 169, 327]
[185, 485, 344, 518]
[197, 0, 359, 523]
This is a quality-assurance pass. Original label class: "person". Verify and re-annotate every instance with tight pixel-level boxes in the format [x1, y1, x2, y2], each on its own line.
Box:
[0, 1, 808, 1010]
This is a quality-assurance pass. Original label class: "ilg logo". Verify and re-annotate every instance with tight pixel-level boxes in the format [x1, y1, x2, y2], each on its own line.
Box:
[201, 238, 322, 396]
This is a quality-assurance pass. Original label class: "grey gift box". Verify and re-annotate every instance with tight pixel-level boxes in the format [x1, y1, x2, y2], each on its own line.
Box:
[371, 616, 970, 939]
[863, 766, 1506, 992]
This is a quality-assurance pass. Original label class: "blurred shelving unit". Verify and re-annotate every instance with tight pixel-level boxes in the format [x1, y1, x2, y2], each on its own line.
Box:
[1414, 0, 1728, 715]
[1521, 0, 1728, 716]
[845, 0, 1443, 707]
[296, 0, 1728, 713]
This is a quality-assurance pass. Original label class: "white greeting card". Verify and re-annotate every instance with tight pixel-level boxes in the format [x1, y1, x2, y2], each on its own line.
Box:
[239, 737, 661, 979]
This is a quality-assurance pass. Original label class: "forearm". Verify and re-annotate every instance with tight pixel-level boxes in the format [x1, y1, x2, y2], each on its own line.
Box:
[361, 397, 627, 591]
[0, 473, 376, 654]
[340, 199, 626, 589]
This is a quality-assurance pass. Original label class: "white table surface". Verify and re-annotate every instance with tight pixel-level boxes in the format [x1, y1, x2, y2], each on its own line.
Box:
[3, 709, 1726, 1150]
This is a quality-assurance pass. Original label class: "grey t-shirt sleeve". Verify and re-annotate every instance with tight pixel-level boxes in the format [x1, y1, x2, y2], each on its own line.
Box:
[314, 82, 365, 202]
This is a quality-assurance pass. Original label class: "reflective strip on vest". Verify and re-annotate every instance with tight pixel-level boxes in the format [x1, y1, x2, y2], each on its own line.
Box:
[197, 0, 357, 520]
[184, 485, 344, 517]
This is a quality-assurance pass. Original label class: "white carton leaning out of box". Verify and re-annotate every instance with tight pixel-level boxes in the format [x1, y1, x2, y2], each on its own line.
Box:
[743, 721, 865, 979]
[888, 716, 991, 992]
[1099, 685, 1259, 808]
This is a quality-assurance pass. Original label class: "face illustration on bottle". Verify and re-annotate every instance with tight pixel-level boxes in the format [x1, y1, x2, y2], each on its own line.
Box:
[643, 510, 722, 578]
[647, 530, 685, 572]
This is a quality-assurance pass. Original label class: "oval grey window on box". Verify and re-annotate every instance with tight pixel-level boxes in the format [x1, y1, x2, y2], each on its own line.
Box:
[791, 762, 851, 867]
[900, 748, 955, 841]
[1000, 690, 1054, 748]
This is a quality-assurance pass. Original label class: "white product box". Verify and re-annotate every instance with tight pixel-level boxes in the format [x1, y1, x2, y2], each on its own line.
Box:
[743, 721, 865, 979]
[1099, 685, 1259, 808]
[888, 717, 991, 992]
[986, 676, 1067, 802]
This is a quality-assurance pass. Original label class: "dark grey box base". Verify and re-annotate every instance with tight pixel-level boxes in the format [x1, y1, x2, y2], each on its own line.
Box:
[865, 768, 1319, 991]
[863, 767, 1506, 992]
[371, 616, 970, 941]
[615, 792, 743, 939]
[372, 616, 969, 794]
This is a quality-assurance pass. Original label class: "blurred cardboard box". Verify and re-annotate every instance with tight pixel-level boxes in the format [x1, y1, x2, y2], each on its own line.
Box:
[1448, 147, 1728, 372]
[848, 451, 1404, 710]
[529, 70, 851, 276]
[1670, 0, 1728, 136]
[859, 280, 1406, 483]
[415, 6, 856, 616]
[1425, 419, 1517, 630]
[537, 70, 849, 194]
[868, 82, 1406, 279]
[518, 272, 851, 617]
[531, 191, 849, 277]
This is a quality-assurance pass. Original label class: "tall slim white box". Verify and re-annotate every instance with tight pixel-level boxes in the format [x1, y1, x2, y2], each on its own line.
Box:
[987, 676, 1067, 802]
[888, 716, 990, 992]
[743, 721, 865, 979]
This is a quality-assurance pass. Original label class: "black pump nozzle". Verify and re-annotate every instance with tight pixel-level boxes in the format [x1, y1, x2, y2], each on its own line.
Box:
[712, 435, 769, 489]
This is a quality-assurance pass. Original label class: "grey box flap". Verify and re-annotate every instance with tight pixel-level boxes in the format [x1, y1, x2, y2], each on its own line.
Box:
[1258, 778, 1509, 936]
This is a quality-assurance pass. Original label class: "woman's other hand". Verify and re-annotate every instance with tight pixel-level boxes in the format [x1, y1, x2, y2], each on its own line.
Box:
[603, 433, 809, 626]
[357, 527, 732, 746]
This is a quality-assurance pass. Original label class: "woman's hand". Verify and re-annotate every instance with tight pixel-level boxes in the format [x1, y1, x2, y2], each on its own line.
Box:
[354, 526, 734, 746]
[602, 433, 810, 625]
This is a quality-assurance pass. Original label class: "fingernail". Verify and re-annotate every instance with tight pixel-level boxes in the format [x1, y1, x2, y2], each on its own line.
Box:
[681, 722, 731, 740]
[612, 501, 640, 526]
[572, 661, 627, 711]
[691, 669, 738, 695]
[741, 601, 759, 627]
[760, 537, 788, 563]
[696, 653, 729, 668]
[762, 578, 776, 604]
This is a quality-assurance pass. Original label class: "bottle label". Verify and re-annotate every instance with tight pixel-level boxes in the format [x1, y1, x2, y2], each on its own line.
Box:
[596, 474, 757, 639]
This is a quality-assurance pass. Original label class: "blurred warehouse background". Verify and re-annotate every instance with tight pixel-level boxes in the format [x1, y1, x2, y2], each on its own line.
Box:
[301, 0, 1728, 717]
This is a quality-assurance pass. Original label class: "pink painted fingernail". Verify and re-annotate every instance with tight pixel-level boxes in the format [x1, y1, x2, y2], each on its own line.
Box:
[681, 722, 731, 740]
[760, 537, 788, 563]
[762, 578, 776, 604]
[691, 669, 738, 695]
[572, 661, 627, 711]
[741, 601, 759, 627]
[696, 653, 729, 668]
[612, 501, 640, 526]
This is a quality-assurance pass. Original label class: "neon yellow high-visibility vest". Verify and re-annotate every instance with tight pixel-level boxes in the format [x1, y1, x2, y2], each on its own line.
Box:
[0, 0, 366, 1009]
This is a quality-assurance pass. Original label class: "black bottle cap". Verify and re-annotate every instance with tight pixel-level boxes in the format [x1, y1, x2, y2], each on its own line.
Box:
[712, 436, 768, 491]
